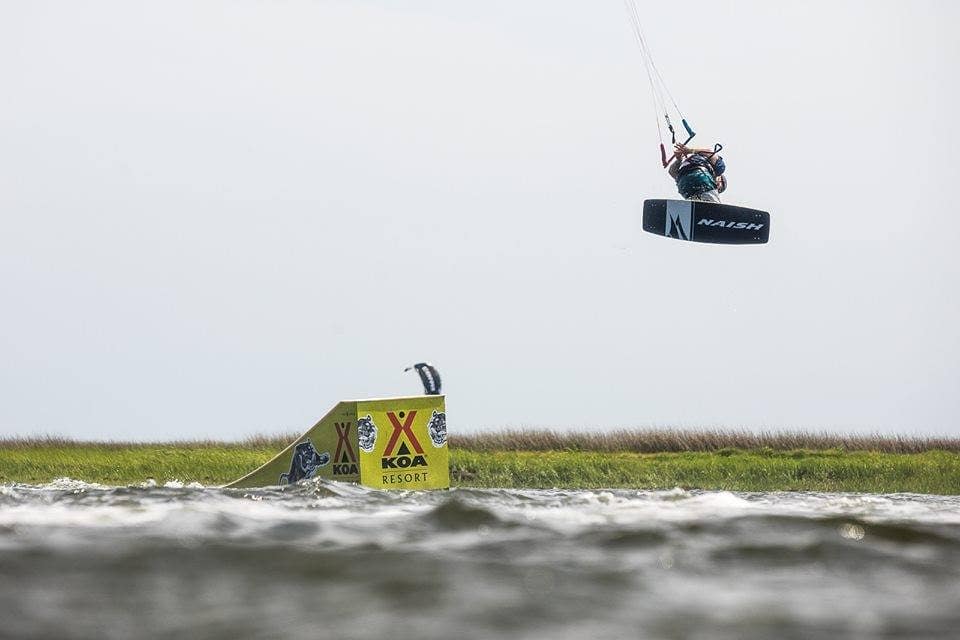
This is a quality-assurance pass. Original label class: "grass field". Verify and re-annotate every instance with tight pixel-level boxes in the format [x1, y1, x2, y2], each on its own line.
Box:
[451, 450, 960, 494]
[1, 431, 958, 493]
[450, 429, 960, 454]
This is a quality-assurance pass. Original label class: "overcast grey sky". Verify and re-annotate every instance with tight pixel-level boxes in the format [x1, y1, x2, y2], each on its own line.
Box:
[1, 0, 958, 440]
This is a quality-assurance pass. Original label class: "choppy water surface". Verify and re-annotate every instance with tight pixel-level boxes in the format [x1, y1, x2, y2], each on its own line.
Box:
[1, 481, 958, 640]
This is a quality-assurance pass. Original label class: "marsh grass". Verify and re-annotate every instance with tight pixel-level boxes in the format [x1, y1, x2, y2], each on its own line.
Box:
[2, 430, 958, 493]
[450, 450, 960, 494]
[0, 442, 286, 486]
[450, 429, 960, 454]
[0, 434, 299, 451]
[5, 428, 955, 454]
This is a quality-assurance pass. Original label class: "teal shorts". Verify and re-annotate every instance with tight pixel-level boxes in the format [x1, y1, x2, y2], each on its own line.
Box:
[677, 170, 717, 199]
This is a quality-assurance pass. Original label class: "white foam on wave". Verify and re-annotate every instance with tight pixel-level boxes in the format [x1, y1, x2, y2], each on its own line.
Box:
[443, 488, 960, 535]
[1, 482, 958, 554]
[454, 488, 761, 533]
[743, 491, 960, 524]
[44, 477, 112, 491]
[161, 480, 206, 489]
[0, 479, 445, 551]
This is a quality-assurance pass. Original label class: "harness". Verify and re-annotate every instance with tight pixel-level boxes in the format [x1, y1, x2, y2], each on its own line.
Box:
[675, 145, 723, 198]
[676, 155, 716, 198]
[677, 153, 716, 178]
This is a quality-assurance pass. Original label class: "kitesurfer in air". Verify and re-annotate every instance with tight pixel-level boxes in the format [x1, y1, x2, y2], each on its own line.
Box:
[667, 142, 726, 203]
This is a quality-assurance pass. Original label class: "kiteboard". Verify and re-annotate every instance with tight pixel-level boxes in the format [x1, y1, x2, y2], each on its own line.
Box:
[642, 199, 770, 245]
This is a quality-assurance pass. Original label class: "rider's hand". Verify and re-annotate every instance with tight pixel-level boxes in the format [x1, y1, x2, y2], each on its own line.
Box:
[674, 143, 688, 155]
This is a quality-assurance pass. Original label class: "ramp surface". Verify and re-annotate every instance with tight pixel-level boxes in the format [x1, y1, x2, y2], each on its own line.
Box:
[225, 395, 448, 490]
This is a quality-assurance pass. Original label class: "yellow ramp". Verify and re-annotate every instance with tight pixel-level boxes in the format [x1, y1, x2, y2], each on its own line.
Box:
[225, 395, 448, 490]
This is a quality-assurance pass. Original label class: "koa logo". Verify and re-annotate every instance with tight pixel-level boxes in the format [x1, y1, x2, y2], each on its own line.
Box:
[333, 421, 359, 476]
[381, 411, 427, 470]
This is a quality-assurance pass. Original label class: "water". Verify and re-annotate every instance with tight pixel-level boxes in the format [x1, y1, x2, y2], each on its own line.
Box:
[1, 480, 958, 640]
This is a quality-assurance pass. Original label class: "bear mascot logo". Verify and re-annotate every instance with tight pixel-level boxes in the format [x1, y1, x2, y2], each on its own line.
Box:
[357, 414, 378, 453]
[279, 440, 330, 484]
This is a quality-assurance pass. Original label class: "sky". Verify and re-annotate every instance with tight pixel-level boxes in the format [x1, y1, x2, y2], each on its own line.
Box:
[1, 0, 958, 440]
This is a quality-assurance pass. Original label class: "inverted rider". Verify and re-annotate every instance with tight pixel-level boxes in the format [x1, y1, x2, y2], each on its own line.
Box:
[666, 142, 726, 203]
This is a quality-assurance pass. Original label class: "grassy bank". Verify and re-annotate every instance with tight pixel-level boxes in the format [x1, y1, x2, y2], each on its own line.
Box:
[1, 436, 958, 493]
[451, 450, 960, 494]
[450, 429, 960, 454]
[0, 440, 280, 487]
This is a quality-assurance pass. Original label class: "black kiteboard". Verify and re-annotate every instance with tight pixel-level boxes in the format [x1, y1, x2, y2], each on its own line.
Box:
[643, 199, 770, 245]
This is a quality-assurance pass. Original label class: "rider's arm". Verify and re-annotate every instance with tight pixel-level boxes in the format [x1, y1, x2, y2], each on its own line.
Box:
[666, 145, 689, 178]
[667, 154, 682, 178]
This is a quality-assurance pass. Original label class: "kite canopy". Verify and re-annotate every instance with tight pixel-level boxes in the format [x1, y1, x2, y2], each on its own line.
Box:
[405, 363, 442, 395]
